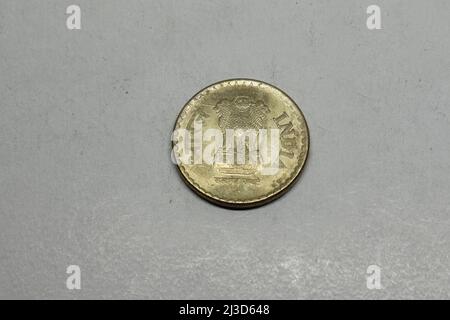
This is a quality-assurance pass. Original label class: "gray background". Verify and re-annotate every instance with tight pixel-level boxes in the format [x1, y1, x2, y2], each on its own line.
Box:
[0, 0, 449, 299]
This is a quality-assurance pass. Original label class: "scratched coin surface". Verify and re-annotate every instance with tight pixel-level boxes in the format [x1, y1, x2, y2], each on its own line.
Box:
[172, 79, 309, 208]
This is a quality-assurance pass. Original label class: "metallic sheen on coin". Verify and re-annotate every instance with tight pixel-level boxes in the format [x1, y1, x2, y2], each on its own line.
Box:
[172, 79, 309, 208]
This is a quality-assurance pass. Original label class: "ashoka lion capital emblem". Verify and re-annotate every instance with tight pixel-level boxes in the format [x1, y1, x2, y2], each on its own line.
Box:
[212, 96, 271, 183]
[213, 96, 270, 131]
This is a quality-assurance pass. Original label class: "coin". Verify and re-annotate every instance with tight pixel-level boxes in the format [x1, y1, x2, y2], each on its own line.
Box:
[172, 79, 309, 208]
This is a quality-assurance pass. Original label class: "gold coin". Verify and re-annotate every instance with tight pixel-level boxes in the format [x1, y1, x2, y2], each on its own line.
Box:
[172, 79, 309, 208]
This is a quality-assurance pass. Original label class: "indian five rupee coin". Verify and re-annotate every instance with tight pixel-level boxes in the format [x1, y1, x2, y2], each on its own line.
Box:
[172, 79, 309, 208]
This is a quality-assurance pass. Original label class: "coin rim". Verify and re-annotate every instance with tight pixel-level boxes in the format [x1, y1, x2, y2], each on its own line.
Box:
[172, 78, 310, 209]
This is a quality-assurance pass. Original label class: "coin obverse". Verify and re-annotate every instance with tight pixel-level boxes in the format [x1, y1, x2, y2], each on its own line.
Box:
[172, 79, 309, 208]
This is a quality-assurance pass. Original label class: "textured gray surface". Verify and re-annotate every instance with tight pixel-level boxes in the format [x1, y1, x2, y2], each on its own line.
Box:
[0, 0, 449, 299]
